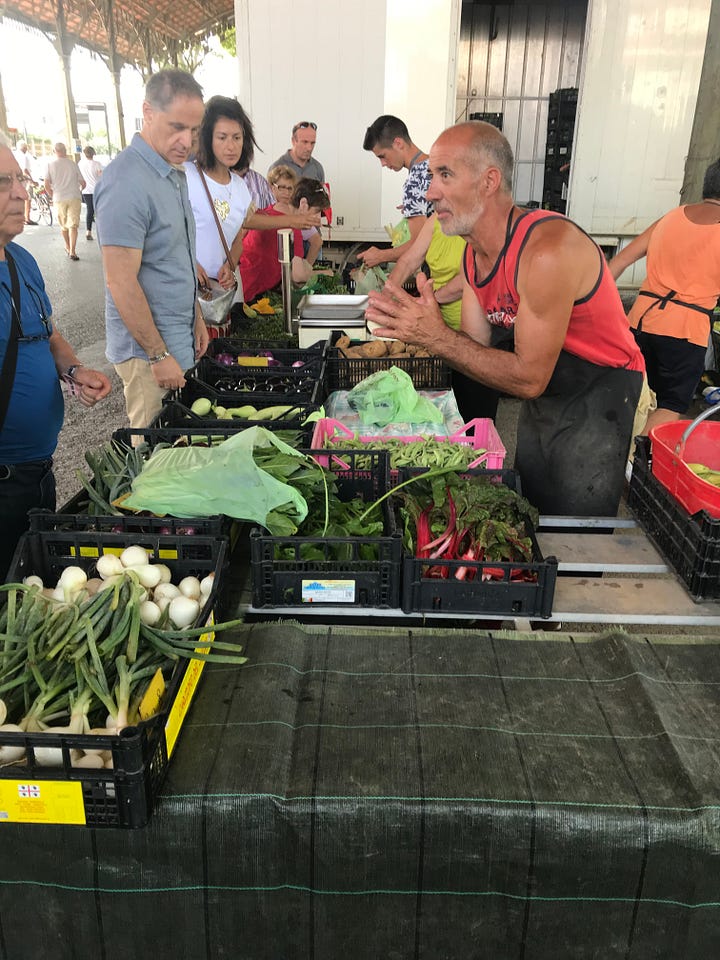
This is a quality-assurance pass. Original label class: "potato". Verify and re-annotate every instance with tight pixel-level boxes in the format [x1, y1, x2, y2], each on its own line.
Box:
[358, 340, 389, 358]
[342, 346, 366, 359]
[414, 347, 431, 357]
[335, 335, 352, 351]
[388, 340, 406, 355]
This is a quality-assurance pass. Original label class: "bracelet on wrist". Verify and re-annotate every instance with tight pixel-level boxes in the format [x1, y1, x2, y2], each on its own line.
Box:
[66, 363, 83, 379]
[147, 350, 170, 365]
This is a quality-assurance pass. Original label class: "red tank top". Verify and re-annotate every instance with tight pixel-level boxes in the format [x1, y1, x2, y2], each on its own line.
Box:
[463, 209, 644, 372]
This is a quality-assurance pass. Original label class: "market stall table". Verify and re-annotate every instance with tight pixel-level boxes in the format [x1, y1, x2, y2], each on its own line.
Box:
[1, 622, 720, 959]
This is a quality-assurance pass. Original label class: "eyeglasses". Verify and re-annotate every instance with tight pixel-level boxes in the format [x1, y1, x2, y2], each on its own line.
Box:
[272, 183, 295, 193]
[0, 276, 53, 343]
[292, 122, 317, 134]
[0, 173, 31, 192]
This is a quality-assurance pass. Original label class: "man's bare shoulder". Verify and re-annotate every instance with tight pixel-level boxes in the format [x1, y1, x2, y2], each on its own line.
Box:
[518, 216, 600, 297]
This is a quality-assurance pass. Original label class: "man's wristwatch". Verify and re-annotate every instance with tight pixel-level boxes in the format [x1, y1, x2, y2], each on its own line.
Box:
[147, 351, 170, 365]
[66, 363, 83, 379]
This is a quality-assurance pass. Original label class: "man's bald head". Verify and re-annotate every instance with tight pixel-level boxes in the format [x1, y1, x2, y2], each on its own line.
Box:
[435, 121, 514, 193]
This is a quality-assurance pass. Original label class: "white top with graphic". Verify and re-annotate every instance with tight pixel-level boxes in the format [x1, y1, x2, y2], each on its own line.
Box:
[185, 162, 252, 279]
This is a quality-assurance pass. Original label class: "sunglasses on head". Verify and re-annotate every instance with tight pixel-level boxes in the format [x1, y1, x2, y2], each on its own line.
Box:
[292, 121, 317, 134]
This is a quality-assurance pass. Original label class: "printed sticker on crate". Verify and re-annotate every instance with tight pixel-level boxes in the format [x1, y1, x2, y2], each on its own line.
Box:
[301, 579, 356, 603]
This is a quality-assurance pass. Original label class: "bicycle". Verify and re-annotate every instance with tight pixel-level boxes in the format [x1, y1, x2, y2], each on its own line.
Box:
[29, 181, 53, 226]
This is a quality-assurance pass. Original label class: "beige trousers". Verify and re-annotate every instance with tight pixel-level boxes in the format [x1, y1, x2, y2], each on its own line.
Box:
[628, 373, 657, 459]
[114, 357, 167, 429]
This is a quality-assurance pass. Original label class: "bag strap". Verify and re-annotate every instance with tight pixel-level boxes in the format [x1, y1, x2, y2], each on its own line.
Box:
[0, 251, 23, 436]
[195, 163, 235, 270]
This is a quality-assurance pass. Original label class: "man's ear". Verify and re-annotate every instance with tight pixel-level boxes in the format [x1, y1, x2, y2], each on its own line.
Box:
[483, 166, 503, 195]
[393, 137, 405, 151]
[298, 197, 309, 212]
[141, 100, 153, 125]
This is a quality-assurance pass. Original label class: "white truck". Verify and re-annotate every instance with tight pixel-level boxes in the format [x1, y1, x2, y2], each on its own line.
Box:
[236, 0, 713, 287]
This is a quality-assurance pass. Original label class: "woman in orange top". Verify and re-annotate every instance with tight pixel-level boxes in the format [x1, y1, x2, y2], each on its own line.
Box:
[609, 158, 720, 434]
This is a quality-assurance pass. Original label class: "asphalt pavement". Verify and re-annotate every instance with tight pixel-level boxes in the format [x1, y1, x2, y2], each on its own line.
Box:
[14, 217, 127, 506]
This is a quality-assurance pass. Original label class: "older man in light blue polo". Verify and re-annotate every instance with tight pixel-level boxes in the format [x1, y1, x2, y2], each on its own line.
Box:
[95, 69, 209, 427]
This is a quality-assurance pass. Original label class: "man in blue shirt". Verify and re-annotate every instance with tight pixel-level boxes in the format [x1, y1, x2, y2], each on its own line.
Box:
[0, 138, 111, 579]
[95, 69, 209, 428]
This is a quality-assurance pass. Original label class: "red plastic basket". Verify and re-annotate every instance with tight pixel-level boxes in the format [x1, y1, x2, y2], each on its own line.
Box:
[310, 417, 506, 471]
[649, 413, 720, 519]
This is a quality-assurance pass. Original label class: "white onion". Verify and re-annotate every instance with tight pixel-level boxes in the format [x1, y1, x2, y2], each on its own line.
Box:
[23, 575, 44, 590]
[96, 553, 124, 580]
[128, 563, 163, 590]
[199, 573, 215, 597]
[178, 576, 201, 600]
[120, 545, 150, 568]
[168, 595, 200, 629]
[139, 600, 162, 626]
[154, 564, 172, 584]
[153, 582, 181, 602]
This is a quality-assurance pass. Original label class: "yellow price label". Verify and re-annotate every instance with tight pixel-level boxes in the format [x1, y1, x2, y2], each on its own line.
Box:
[164, 614, 215, 757]
[138, 668, 166, 722]
[0, 780, 86, 825]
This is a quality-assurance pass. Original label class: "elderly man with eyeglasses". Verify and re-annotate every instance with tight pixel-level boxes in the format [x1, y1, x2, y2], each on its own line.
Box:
[0, 136, 111, 580]
[269, 121, 325, 183]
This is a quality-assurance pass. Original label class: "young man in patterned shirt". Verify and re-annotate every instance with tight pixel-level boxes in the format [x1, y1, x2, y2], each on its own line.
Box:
[359, 115, 432, 268]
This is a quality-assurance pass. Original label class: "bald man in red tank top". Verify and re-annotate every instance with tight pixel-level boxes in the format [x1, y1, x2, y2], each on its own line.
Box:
[366, 121, 645, 516]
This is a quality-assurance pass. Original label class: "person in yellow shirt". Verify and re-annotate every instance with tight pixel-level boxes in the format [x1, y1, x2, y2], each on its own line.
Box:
[387, 212, 501, 420]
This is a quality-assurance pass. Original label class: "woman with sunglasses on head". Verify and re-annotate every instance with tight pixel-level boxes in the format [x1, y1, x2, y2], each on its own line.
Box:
[0, 137, 111, 579]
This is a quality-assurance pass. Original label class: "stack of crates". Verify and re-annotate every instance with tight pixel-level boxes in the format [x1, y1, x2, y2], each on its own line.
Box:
[543, 87, 578, 214]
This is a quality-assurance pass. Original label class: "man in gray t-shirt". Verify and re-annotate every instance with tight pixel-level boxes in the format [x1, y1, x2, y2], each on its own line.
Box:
[269, 122, 325, 183]
[95, 69, 209, 428]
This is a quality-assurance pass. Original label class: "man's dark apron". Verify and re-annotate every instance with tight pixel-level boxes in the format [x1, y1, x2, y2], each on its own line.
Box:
[515, 350, 643, 516]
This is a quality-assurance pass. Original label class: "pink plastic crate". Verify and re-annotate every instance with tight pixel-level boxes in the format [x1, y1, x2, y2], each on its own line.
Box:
[310, 417, 506, 471]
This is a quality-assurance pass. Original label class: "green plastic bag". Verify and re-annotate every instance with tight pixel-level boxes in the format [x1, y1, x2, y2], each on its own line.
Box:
[122, 427, 309, 530]
[385, 218, 411, 247]
[347, 366, 444, 428]
[350, 263, 388, 294]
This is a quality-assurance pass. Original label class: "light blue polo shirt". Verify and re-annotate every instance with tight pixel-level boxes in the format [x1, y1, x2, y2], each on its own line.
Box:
[95, 133, 198, 371]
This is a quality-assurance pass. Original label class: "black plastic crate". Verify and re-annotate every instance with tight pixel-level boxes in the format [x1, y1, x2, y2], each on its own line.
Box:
[205, 338, 327, 371]
[548, 87, 579, 108]
[30, 501, 229, 542]
[1, 531, 228, 828]
[207, 336, 327, 358]
[395, 467, 557, 617]
[326, 346, 451, 392]
[152, 400, 315, 445]
[469, 111, 503, 130]
[159, 382, 319, 438]
[250, 449, 402, 608]
[628, 436, 720, 601]
[192, 354, 325, 405]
